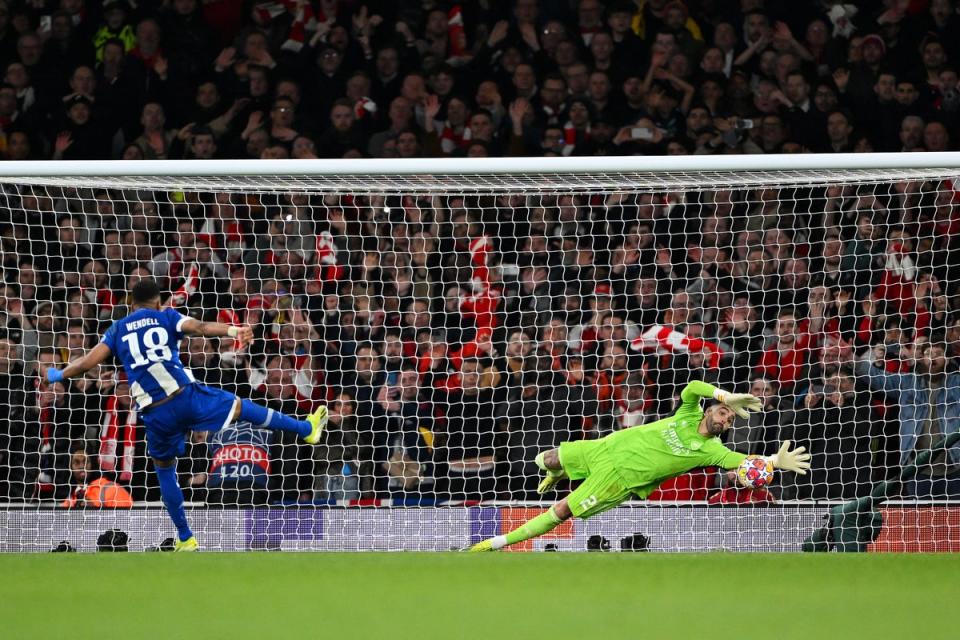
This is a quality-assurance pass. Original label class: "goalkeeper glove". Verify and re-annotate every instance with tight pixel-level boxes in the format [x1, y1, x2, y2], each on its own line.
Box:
[712, 389, 763, 419]
[768, 440, 811, 475]
[46, 368, 64, 384]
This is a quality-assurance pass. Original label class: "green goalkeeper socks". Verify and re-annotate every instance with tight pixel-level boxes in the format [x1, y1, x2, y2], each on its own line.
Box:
[491, 506, 564, 549]
[485, 453, 567, 550]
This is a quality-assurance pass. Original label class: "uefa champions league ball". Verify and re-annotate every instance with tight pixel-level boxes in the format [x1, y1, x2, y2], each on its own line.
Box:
[736, 455, 775, 489]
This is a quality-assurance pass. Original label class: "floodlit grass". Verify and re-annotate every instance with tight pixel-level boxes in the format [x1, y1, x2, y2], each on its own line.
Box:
[2, 553, 956, 639]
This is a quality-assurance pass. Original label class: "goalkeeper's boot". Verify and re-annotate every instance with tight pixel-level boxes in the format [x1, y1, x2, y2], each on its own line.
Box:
[536, 469, 565, 495]
[304, 405, 328, 445]
[174, 536, 199, 552]
[467, 539, 496, 552]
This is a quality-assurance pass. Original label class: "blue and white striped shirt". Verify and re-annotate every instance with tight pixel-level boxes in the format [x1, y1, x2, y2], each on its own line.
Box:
[101, 307, 196, 409]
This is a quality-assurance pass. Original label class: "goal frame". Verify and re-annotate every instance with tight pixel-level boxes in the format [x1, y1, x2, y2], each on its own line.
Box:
[2, 153, 960, 552]
[0, 152, 958, 178]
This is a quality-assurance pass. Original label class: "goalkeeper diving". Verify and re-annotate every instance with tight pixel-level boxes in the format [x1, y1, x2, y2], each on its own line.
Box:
[45, 279, 328, 551]
[469, 380, 810, 552]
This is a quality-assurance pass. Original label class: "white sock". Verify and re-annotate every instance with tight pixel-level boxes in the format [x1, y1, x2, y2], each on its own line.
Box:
[534, 452, 549, 471]
[535, 452, 565, 477]
[490, 535, 508, 550]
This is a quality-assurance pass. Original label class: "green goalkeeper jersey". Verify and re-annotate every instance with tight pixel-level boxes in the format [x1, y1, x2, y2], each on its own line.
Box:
[602, 380, 747, 498]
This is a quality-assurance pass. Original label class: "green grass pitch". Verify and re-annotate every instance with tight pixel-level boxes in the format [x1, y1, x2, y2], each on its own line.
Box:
[2, 553, 957, 639]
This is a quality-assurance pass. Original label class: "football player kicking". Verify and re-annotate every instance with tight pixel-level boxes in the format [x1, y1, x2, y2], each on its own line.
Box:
[469, 380, 810, 551]
[46, 279, 327, 551]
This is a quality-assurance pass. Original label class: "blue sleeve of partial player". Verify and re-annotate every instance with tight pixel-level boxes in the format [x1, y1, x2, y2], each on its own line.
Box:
[163, 307, 191, 341]
[100, 321, 118, 353]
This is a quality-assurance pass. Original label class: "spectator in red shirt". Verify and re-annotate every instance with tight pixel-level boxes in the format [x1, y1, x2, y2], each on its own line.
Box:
[756, 307, 819, 396]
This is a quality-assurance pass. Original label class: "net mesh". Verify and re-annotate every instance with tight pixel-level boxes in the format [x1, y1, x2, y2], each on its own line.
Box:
[1, 166, 959, 552]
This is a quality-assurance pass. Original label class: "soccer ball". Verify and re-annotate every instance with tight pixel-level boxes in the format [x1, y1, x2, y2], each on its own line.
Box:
[736, 456, 775, 489]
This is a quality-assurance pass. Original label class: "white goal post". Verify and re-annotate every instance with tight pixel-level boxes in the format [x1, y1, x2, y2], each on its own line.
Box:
[1, 153, 959, 552]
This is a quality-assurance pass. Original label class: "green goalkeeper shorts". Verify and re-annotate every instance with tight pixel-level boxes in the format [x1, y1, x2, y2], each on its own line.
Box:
[559, 439, 634, 520]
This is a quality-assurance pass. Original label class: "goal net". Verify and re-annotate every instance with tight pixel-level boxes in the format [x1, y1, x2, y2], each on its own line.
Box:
[1, 155, 958, 552]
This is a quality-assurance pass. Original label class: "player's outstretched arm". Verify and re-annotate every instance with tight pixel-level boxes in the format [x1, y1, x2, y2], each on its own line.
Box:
[680, 379, 722, 402]
[49, 343, 113, 383]
[681, 380, 762, 419]
[181, 319, 254, 348]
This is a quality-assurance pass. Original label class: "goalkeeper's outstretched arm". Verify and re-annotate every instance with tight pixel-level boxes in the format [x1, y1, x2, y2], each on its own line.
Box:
[680, 379, 722, 403]
[681, 380, 762, 418]
[684, 380, 810, 475]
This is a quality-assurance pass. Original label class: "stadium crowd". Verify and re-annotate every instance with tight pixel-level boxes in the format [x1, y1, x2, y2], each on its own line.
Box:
[0, 0, 957, 506]
[0, 0, 955, 159]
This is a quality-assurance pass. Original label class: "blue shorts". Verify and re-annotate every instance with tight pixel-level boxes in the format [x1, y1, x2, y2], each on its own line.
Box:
[141, 383, 237, 460]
